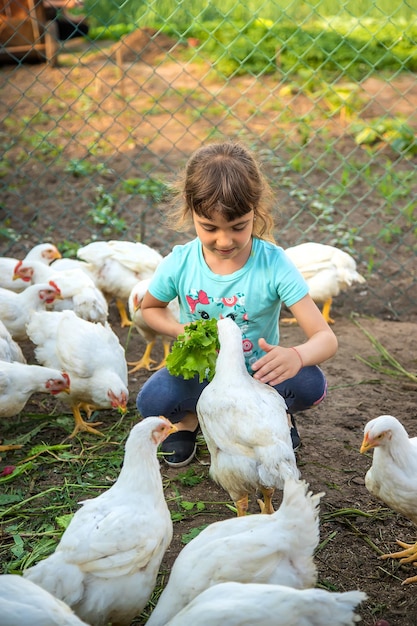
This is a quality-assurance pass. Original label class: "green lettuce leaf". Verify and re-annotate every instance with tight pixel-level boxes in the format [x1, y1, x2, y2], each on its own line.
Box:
[166, 318, 220, 382]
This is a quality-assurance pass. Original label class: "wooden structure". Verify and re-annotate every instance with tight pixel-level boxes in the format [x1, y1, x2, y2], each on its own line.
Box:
[0, 0, 59, 65]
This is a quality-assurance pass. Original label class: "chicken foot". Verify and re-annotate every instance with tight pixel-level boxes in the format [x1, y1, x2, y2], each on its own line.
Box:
[69, 404, 104, 438]
[129, 340, 174, 373]
[128, 340, 156, 373]
[257, 487, 275, 514]
[380, 539, 417, 584]
[381, 539, 417, 563]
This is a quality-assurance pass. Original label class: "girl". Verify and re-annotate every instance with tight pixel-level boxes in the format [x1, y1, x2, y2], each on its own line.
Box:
[136, 141, 338, 467]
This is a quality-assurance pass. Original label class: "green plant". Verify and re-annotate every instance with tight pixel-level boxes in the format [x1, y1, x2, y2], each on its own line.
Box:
[121, 177, 169, 204]
[65, 159, 110, 177]
[353, 318, 417, 383]
[351, 117, 417, 156]
[87, 186, 127, 235]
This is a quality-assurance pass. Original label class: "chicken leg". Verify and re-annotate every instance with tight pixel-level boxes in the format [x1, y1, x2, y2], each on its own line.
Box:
[128, 339, 172, 373]
[258, 487, 275, 514]
[321, 297, 334, 324]
[380, 539, 417, 584]
[69, 404, 104, 438]
[281, 297, 334, 325]
[116, 298, 133, 328]
[235, 494, 249, 517]
[128, 340, 156, 373]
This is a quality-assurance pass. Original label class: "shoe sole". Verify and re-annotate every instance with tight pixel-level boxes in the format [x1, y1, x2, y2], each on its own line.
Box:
[163, 444, 197, 467]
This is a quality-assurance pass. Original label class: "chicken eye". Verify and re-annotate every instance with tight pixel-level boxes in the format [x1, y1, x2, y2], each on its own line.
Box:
[226, 313, 236, 321]
[199, 311, 210, 320]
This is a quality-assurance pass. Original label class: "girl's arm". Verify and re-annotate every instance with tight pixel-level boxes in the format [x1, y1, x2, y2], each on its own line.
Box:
[141, 290, 185, 339]
[287, 294, 338, 365]
[252, 294, 338, 386]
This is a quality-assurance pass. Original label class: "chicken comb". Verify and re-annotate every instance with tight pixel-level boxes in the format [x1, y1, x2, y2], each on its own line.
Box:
[62, 372, 71, 387]
[13, 259, 33, 282]
[49, 280, 61, 295]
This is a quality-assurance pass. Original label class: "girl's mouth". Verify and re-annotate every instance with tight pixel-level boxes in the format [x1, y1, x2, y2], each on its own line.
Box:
[216, 248, 235, 256]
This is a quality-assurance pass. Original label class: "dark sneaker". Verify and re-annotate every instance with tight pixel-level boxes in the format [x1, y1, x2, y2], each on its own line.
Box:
[160, 428, 198, 467]
[289, 414, 301, 452]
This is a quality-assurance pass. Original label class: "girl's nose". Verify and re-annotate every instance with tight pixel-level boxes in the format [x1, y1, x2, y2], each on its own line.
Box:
[216, 231, 233, 247]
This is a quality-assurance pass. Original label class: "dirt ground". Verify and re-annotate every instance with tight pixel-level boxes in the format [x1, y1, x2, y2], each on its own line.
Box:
[1, 33, 417, 626]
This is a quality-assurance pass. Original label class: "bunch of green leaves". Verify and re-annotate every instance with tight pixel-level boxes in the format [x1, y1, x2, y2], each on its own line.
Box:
[166, 318, 219, 382]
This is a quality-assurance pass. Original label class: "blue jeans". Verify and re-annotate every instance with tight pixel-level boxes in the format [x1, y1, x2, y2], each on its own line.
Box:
[136, 365, 327, 423]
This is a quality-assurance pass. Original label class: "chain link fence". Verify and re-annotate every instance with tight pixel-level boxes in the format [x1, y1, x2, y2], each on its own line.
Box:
[1, 0, 416, 320]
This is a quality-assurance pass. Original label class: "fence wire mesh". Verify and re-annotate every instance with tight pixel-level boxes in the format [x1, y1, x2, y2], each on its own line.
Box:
[1, 0, 416, 321]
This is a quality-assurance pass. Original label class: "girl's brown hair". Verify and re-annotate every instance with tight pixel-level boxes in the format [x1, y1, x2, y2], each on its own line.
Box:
[168, 141, 276, 242]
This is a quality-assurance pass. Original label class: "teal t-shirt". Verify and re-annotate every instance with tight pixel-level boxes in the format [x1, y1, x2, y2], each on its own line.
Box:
[148, 237, 308, 370]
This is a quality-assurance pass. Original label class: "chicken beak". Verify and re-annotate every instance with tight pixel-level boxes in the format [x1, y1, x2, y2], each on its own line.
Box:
[359, 434, 371, 453]
[159, 415, 178, 436]
[168, 423, 178, 436]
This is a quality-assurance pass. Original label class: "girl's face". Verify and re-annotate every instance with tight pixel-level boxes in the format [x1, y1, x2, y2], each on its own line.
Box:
[193, 209, 254, 268]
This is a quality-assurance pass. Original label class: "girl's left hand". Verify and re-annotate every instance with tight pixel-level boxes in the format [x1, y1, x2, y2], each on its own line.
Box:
[251, 338, 302, 386]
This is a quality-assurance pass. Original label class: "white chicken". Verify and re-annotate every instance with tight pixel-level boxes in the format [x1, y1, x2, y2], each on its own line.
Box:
[127, 278, 180, 372]
[360, 414, 417, 584]
[0, 361, 70, 452]
[0, 242, 61, 292]
[165, 581, 367, 626]
[0, 574, 89, 626]
[26, 309, 128, 438]
[0, 282, 62, 341]
[24, 416, 177, 626]
[0, 319, 26, 363]
[13, 260, 108, 324]
[147, 477, 323, 626]
[283, 242, 366, 324]
[196, 316, 299, 516]
[76, 240, 163, 327]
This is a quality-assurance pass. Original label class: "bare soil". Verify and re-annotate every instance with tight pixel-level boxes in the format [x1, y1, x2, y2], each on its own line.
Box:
[1, 33, 417, 626]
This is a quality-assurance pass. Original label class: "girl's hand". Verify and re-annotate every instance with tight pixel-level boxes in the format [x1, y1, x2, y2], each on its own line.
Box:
[251, 338, 303, 385]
